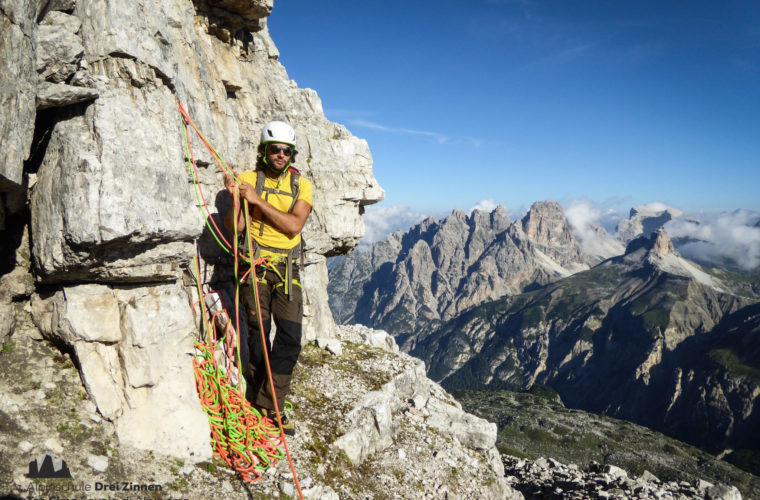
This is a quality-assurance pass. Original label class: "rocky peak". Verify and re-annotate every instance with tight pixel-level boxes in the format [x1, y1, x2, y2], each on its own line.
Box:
[465, 205, 510, 231]
[617, 204, 684, 244]
[469, 208, 491, 227]
[489, 204, 511, 232]
[451, 208, 467, 220]
[330, 202, 599, 348]
[624, 228, 676, 257]
[521, 200, 575, 247]
[651, 228, 674, 256]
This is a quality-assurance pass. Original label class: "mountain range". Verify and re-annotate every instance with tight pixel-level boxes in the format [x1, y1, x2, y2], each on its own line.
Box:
[331, 201, 613, 351]
[328, 201, 760, 476]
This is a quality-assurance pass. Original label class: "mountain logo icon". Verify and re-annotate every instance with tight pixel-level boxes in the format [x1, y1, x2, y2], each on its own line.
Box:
[26, 452, 72, 479]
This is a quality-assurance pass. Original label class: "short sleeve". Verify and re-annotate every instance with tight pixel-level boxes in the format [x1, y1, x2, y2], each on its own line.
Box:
[298, 176, 313, 207]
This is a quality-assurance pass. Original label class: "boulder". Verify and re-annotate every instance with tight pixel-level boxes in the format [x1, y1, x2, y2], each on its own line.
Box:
[36, 11, 83, 83]
[31, 282, 212, 461]
[36, 81, 99, 109]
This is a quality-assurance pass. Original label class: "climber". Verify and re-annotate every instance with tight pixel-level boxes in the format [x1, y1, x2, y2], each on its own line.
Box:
[224, 120, 313, 436]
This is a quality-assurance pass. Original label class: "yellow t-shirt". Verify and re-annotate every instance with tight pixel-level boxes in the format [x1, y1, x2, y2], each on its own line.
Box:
[238, 169, 313, 257]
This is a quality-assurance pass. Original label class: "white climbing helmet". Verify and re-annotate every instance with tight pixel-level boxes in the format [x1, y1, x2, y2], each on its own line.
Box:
[260, 120, 296, 148]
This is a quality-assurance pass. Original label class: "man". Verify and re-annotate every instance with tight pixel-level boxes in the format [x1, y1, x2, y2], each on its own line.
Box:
[224, 120, 312, 436]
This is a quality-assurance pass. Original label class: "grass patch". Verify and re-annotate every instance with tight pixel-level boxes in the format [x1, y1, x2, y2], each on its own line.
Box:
[167, 477, 188, 490]
[641, 307, 670, 333]
[710, 348, 760, 383]
[1, 341, 15, 355]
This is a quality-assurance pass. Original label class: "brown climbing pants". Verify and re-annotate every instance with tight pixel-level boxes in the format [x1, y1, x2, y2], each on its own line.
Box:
[240, 260, 302, 412]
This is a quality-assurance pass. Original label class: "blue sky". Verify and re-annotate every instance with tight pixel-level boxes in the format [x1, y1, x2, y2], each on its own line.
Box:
[269, 1, 760, 224]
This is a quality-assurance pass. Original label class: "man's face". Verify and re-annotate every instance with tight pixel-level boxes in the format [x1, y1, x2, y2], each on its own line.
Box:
[266, 142, 293, 171]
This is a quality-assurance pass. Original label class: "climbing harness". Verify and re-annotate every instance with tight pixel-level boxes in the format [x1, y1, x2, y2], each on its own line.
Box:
[179, 101, 304, 499]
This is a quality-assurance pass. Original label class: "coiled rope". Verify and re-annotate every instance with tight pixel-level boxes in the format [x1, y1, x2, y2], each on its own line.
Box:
[180, 101, 304, 498]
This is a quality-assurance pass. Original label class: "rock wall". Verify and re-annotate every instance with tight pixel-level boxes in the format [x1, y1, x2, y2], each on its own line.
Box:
[1, 0, 383, 461]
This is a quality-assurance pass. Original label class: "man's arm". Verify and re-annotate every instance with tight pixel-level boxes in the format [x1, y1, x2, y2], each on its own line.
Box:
[253, 198, 312, 238]
[223, 176, 246, 235]
[230, 179, 311, 237]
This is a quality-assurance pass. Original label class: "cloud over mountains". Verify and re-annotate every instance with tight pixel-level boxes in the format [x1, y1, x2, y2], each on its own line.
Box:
[666, 210, 760, 271]
[360, 205, 428, 246]
[566, 200, 760, 271]
[359, 199, 760, 272]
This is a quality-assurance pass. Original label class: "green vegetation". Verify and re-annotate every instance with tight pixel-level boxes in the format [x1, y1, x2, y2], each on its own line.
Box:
[642, 307, 670, 333]
[453, 389, 760, 499]
[166, 477, 188, 490]
[520, 305, 545, 328]
[710, 348, 760, 384]
[702, 267, 760, 298]
[1, 341, 15, 355]
[726, 450, 760, 477]
[527, 384, 561, 403]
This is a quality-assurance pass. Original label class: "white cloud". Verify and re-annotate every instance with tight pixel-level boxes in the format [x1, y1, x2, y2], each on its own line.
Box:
[638, 201, 670, 212]
[564, 200, 625, 259]
[348, 119, 450, 144]
[361, 204, 428, 246]
[665, 210, 760, 271]
[633, 201, 683, 218]
[347, 118, 486, 148]
[565, 200, 601, 231]
[468, 198, 499, 214]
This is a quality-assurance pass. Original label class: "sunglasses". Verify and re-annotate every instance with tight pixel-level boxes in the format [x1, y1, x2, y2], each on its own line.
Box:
[267, 144, 293, 156]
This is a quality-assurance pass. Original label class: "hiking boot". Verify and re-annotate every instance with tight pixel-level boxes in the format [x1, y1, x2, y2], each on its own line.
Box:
[261, 408, 295, 436]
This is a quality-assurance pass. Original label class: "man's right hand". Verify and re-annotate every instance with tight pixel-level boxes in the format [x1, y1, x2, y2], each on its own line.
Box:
[224, 175, 238, 196]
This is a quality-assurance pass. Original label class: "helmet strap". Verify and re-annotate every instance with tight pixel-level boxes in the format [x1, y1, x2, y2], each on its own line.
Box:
[262, 156, 291, 174]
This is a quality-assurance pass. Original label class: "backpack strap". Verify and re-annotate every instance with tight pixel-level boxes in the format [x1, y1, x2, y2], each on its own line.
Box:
[254, 171, 267, 237]
[287, 168, 305, 281]
[287, 168, 301, 214]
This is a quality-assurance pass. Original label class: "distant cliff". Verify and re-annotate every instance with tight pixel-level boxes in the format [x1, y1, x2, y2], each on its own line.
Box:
[329, 201, 609, 351]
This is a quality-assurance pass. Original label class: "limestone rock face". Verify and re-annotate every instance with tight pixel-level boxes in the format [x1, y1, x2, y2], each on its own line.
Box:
[31, 281, 211, 461]
[36, 11, 84, 83]
[651, 228, 675, 255]
[522, 201, 575, 249]
[329, 201, 600, 351]
[0, 0, 37, 192]
[36, 81, 99, 109]
[30, 96, 200, 282]
[327, 232, 403, 324]
[3, 0, 383, 463]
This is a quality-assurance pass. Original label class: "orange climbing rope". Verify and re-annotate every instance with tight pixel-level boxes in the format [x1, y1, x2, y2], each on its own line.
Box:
[181, 101, 303, 498]
[191, 250, 284, 482]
